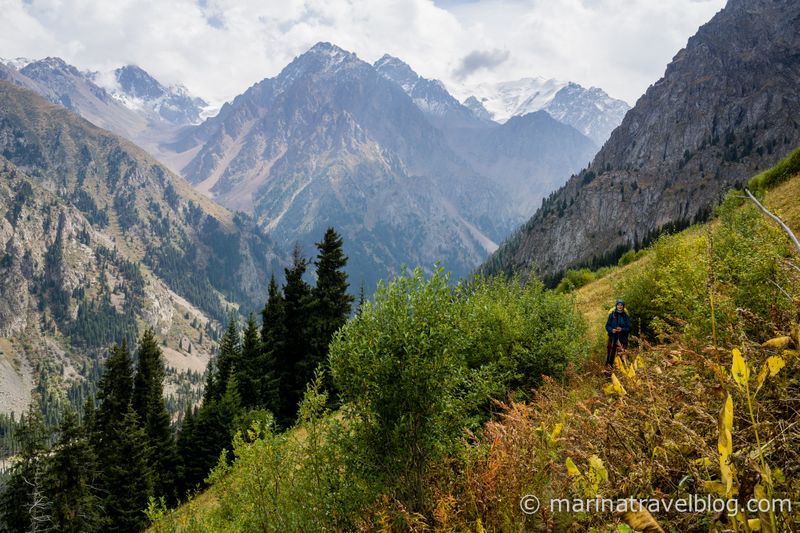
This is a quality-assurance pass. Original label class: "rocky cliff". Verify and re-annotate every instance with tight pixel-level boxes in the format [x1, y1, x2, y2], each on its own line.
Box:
[483, 0, 800, 281]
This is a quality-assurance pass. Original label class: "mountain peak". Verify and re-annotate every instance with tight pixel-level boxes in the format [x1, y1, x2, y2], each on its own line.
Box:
[21, 57, 82, 78]
[114, 64, 166, 100]
[374, 54, 419, 90]
[305, 41, 357, 65]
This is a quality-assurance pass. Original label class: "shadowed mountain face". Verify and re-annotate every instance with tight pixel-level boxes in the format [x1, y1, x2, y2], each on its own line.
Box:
[482, 0, 800, 282]
[173, 43, 520, 290]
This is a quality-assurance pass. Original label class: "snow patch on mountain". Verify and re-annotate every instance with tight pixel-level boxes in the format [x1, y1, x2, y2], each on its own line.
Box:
[90, 65, 209, 125]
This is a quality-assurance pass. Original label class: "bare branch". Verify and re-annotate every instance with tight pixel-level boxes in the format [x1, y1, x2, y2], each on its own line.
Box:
[768, 279, 793, 300]
[744, 188, 800, 254]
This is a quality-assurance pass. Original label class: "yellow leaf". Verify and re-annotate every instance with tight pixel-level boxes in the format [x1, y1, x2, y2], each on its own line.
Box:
[551, 422, 563, 441]
[718, 394, 735, 496]
[753, 485, 775, 533]
[702, 480, 728, 496]
[782, 349, 798, 358]
[756, 355, 786, 397]
[615, 357, 636, 380]
[603, 373, 627, 396]
[731, 348, 750, 389]
[766, 355, 785, 376]
[747, 518, 762, 531]
[587, 455, 608, 495]
[692, 457, 713, 468]
[565, 457, 582, 478]
[761, 336, 791, 350]
[620, 508, 665, 533]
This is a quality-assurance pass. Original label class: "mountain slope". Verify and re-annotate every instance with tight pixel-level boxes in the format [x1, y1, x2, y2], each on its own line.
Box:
[483, 0, 800, 281]
[173, 42, 515, 290]
[0, 80, 286, 414]
[374, 55, 599, 217]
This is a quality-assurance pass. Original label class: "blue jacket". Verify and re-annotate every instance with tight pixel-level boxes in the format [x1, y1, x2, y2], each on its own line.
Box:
[605, 310, 632, 344]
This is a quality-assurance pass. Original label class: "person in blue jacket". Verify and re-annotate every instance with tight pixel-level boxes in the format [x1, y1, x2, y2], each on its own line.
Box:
[605, 299, 631, 366]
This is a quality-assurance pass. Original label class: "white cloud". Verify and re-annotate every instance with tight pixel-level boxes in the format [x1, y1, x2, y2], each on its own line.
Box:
[0, 0, 725, 107]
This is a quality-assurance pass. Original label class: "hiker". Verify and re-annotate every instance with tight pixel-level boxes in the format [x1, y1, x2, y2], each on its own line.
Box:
[605, 299, 631, 366]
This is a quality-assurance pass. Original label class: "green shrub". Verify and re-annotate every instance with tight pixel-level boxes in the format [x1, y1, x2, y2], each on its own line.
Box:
[555, 268, 596, 292]
[749, 145, 800, 191]
[617, 248, 645, 267]
[329, 267, 588, 512]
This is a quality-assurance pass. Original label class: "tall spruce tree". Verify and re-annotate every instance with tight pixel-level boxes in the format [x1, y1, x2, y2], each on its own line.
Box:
[260, 274, 286, 415]
[45, 408, 101, 532]
[215, 315, 241, 401]
[237, 313, 263, 409]
[278, 246, 312, 426]
[95, 341, 134, 436]
[103, 406, 152, 533]
[310, 227, 353, 368]
[176, 406, 196, 496]
[132, 329, 179, 505]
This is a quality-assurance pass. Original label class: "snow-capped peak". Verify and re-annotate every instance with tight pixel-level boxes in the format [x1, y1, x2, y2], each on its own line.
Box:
[89, 64, 209, 125]
[455, 77, 569, 124]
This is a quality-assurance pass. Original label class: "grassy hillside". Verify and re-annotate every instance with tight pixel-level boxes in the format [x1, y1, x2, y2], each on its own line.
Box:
[151, 151, 800, 532]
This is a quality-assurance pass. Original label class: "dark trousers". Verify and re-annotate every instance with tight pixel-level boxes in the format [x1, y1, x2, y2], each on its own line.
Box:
[606, 338, 628, 366]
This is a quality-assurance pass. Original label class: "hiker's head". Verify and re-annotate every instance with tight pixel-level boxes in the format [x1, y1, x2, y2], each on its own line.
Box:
[615, 299, 625, 312]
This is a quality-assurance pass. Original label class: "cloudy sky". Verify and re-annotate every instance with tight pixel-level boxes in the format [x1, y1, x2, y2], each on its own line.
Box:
[0, 0, 726, 108]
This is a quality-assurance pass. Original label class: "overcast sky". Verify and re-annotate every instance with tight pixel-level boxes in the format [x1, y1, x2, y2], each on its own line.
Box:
[0, 0, 726, 108]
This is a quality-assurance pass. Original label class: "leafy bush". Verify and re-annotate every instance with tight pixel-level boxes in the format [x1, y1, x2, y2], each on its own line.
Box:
[555, 268, 596, 292]
[329, 267, 588, 512]
[617, 248, 645, 267]
[749, 145, 800, 191]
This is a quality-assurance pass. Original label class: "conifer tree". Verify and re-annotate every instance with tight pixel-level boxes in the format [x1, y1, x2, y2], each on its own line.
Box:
[260, 273, 286, 415]
[277, 246, 312, 426]
[215, 315, 241, 401]
[103, 406, 152, 533]
[176, 405, 195, 496]
[202, 357, 215, 405]
[95, 341, 134, 436]
[45, 407, 101, 532]
[132, 329, 179, 505]
[310, 227, 353, 368]
[357, 281, 366, 316]
[237, 313, 264, 409]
